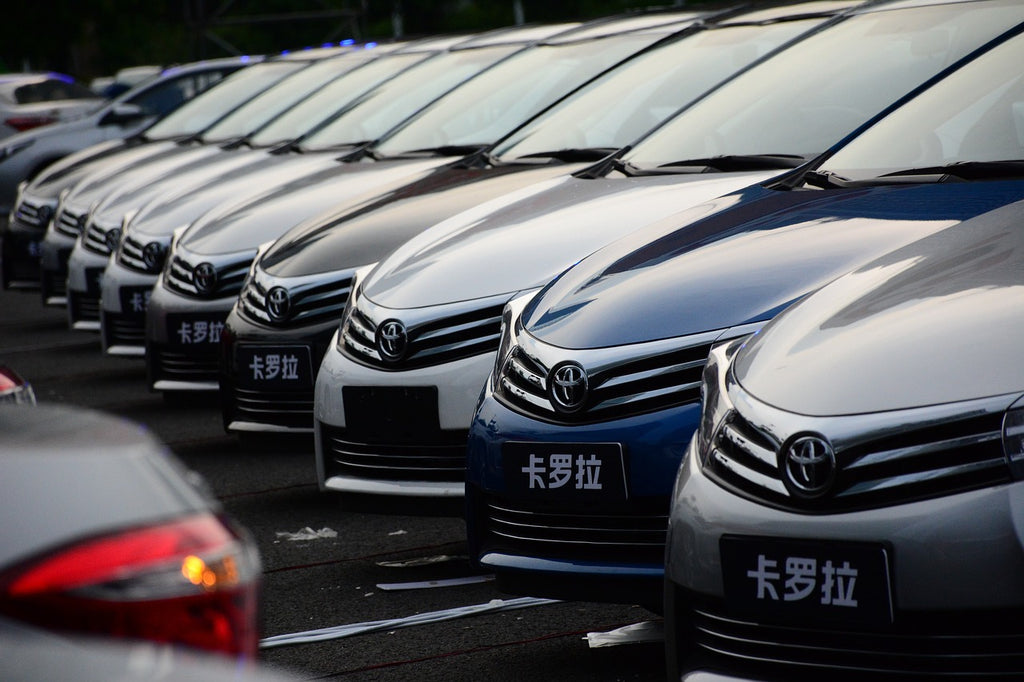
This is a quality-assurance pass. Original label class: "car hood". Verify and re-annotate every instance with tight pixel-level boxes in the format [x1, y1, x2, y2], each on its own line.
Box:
[29, 138, 142, 194]
[175, 157, 457, 253]
[261, 162, 587, 277]
[522, 180, 1024, 350]
[733, 197, 1024, 416]
[360, 171, 774, 310]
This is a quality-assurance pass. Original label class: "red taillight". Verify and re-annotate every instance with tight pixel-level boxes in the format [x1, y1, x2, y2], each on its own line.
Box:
[5, 115, 56, 132]
[0, 513, 260, 658]
[0, 366, 35, 405]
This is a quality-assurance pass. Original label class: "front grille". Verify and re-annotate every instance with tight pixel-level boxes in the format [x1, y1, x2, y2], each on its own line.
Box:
[13, 198, 53, 228]
[480, 495, 667, 565]
[82, 221, 114, 256]
[232, 386, 314, 429]
[151, 346, 219, 383]
[102, 311, 145, 346]
[55, 207, 86, 239]
[239, 271, 353, 328]
[342, 300, 504, 370]
[165, 253, 253, 299]
[497, 341, 711, 425]
[320, 423, 467, 483]
[118, 234, 164, 274]
[706, 410, 1010, 513]
[673, 590, 1024, 678]
[68, 290, 99, 323]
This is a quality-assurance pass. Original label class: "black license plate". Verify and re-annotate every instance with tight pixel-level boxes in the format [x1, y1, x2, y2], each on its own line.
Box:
[119, 286, 152, 316]
[502, 441, 627, 502]
[85, 267, 104, 296]
[236, 344, 313, 390]
[343, 386, 439, 443]
[166, 312, 227, 348]
[721, 535, 893, 628]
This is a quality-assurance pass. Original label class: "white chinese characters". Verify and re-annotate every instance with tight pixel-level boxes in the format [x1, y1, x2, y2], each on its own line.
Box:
[176, 320, 224, 345]
[747, 554, 858, 607]
[249, 352, 302, 382]
[522, 453, 603, 491]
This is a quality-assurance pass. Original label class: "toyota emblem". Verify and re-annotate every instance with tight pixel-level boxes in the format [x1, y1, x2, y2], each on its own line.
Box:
[781, 434, 836, 499]
[193, 262, 218, 296]
[142, 241, 165, 271]
[104, 227, 122, 253]
[548, 362, 588, 413]
[376, 319, 408, 362]
[75, 214, 88, 234]
[266, 286, 291, 323]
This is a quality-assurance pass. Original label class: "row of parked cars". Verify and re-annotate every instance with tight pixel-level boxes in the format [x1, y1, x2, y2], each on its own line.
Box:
[3, 0, 1024, 678]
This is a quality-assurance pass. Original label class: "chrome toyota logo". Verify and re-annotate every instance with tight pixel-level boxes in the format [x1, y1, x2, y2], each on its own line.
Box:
[142, 241, 165, 271]
[376, 319, 408, 362]
[781, 434, 836, 498]
[266, 286, 290, 323]
[75, 214, 88, 234]
[104, 227, 122, 253]
[548, 362, 588, 413]
[36, 205, 53, 226]
[193, 262, 218, 295]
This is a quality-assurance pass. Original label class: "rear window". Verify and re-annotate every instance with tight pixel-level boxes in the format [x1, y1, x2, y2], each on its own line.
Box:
[13, 79, 98, 103]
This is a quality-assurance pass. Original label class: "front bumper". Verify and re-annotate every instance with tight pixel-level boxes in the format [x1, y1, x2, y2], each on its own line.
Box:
[664, 437, 1024, 678]
[220, 307, 337, 434]
[465, 387, 699, 605]
[1, 214, 45, 289]
[99, 258, 158, 356]
[65, 241, 110, 330]
[145, 279, 232, 392]
[313, 337, 495, 498]
[39, 227, 77, 305]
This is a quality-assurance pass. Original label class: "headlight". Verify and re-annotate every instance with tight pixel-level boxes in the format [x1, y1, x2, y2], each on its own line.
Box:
[336, 264, 376, 353]
[695, 338, 744, 468]
[492, 289, 539, 383]
[1002, 396, 1024, 480]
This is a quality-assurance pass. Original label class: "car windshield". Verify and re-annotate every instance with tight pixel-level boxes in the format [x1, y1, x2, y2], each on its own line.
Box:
[144, 61, 305, 139]
[492, 18, 821, 162]
[620, 0, 1024, 171]
[370, 32, 662, 156]
[817, 32, 1024, 181]
[197, 53, 376, 144]
[297, 45, 518, 152]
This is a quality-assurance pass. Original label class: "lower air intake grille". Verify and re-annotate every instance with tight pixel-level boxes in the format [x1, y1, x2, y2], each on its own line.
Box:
[320, 423, 467, 483]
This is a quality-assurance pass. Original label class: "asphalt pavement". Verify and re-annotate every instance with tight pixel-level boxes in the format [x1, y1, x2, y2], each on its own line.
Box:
[0, 283, 665, 681]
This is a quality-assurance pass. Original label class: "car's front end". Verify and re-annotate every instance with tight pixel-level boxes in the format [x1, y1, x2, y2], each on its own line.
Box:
[146, 241, 258, 392]
[2, 183, 55, 289]
[665, 201, 1024, 678]
[38, 193, 89, 305]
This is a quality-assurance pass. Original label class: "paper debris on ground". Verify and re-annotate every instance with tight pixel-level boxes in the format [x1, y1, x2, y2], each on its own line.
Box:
[586, 620, 664, 648]
[387, 529, 408, 536]
[275, 527, 338, 542]
[376, 575, 495, 591]
[377, 554, 466, 568]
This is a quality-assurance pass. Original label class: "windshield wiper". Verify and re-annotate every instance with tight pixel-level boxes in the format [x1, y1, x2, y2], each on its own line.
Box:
[402, 144, 487, 158]
[878, 160, 1024, 182]
[514, 147, 618, 163]
[656, 154, 809, 173]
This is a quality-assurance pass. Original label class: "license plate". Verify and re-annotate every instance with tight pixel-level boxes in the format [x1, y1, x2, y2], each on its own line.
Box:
[343, 386, 439, 443]
[119, 286, 151, 315]
[85, 267, 104, 296]
[721, 535, 893, 628]
[236, 344, 313, 390]
[166, 313, 227, 347]
[502, 441, 627, 502]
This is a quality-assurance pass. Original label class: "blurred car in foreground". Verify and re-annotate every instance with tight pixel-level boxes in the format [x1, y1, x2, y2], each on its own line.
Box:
[0, 72, 103, 139]
[464, 6, 1024, 609]
[0, 363, 35, 405]
[665, 197, 1024, 679]
[0, 403, 261, 658]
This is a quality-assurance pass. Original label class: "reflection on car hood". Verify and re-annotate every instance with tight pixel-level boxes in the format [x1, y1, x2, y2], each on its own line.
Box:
[734, 197, 1024, 416]
[522, 180, 1024, 350]
[177, 158, 451, 253]
[360, 171, 774, 309]
[261, 162, 585, 278]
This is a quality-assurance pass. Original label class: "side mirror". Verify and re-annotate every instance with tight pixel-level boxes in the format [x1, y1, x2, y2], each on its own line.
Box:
[100, 102, 146, 126]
